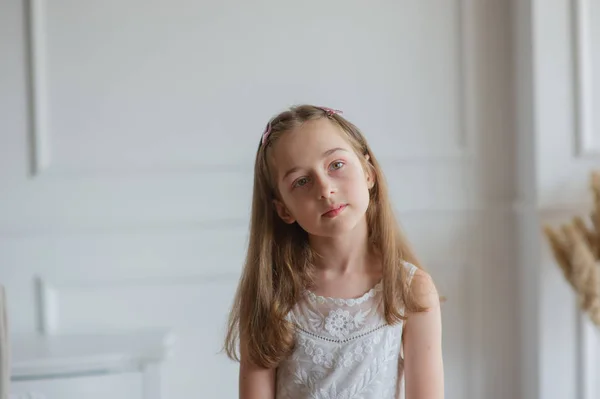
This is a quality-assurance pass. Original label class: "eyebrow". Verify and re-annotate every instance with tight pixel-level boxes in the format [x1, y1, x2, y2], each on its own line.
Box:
[281, 147, 348, 181]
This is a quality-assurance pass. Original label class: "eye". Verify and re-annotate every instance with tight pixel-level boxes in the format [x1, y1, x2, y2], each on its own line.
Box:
[293, 177, 310, 188]
[329, 161, 344, 171]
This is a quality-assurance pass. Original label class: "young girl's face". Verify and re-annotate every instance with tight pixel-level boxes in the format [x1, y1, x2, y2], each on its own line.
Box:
[270, 118, 374, 237]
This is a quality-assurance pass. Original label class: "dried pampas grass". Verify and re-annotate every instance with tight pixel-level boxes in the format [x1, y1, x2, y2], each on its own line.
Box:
[543, 172, 600, 326]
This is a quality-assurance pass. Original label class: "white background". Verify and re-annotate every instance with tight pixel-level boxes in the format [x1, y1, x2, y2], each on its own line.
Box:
[0, 0, 599, 398]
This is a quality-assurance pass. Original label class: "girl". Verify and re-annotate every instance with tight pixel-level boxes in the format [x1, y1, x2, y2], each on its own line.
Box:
[224, 104, 444, 399]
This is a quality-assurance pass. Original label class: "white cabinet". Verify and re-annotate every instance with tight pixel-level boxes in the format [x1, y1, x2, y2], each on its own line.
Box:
[9, 330, 175, 399]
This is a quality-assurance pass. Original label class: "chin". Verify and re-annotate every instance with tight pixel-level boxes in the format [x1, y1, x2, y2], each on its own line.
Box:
[308, 214, 366, 237]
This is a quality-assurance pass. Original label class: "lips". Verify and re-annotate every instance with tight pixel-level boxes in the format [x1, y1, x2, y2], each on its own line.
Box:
[322, 204, 347, 218]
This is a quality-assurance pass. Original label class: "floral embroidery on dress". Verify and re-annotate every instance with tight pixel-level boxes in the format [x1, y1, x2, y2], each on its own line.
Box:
[306, 307, 325, 330]
[324, 309, 356, 339]
[276, 261, 418, 399]
[284, 328, 401, 399]
[306, 282, 383, 307]
[297, 336, 336, 369]
[296, 330, 384, 370]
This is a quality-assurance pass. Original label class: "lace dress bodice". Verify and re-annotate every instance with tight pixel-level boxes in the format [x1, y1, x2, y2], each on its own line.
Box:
[276, 262, 417, 399]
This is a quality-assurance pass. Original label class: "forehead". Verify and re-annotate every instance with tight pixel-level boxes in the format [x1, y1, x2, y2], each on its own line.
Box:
[270, 119, 354, 177]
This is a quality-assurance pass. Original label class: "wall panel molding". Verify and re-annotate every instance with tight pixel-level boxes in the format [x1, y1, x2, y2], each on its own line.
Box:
[573, 0, 598, 157]
[26, 0, 51, 176]
[456, 0, 477, 158]
[578, 314, 598, 399]
[35, 272, 241, 334]
[24, 0, 477, 179]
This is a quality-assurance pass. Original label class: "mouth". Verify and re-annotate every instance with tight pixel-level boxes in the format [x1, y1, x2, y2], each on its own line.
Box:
[322, 204, 347, 218]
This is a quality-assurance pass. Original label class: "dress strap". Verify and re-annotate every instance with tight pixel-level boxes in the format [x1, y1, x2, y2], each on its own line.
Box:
[402, 261, 418, 286]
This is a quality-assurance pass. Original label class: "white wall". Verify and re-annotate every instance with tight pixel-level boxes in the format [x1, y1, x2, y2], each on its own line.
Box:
[515, 0, 600, 398]
[0, 0, 521, 397]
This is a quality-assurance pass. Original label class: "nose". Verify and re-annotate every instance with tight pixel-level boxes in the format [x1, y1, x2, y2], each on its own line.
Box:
[315, 174, 335, 199]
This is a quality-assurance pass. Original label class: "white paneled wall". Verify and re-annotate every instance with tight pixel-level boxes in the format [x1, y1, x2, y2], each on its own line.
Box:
[0, 1, 522, 397]
[515, 0, 600, 398]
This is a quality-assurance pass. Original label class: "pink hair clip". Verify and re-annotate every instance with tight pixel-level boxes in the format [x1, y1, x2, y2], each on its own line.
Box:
[261, 106, 343, 146]
[261, 121, 272, 146]
[318, 106, 343, 117]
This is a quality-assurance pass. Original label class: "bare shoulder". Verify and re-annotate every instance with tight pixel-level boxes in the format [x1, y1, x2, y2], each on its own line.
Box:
[410, 268, 440, 310]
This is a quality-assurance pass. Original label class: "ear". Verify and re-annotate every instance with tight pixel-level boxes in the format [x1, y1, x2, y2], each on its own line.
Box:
[364, 154, 376, 189]
[273, 199, 296, 224]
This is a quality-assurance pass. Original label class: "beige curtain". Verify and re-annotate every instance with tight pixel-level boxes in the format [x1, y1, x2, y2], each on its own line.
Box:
[0, 286, 9, 399]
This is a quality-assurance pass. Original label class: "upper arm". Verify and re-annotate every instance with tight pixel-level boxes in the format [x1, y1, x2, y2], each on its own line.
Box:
[239, 340, 276, 399]
[403, 269, 444, 399]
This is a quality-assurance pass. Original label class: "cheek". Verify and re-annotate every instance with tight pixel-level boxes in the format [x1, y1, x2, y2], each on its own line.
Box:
[280, 192, 309, 215]
[345, 169, 371, 203]
[342, 165, 369, 189]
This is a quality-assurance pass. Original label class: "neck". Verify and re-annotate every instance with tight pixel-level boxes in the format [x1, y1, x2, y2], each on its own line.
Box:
[308, 217, 372, 275]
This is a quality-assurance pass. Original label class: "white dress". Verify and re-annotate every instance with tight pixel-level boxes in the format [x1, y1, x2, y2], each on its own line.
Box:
[276, 262, 417, 399]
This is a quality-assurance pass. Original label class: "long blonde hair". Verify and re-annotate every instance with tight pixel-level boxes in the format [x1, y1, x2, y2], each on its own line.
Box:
[224, 104, 426, 368]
